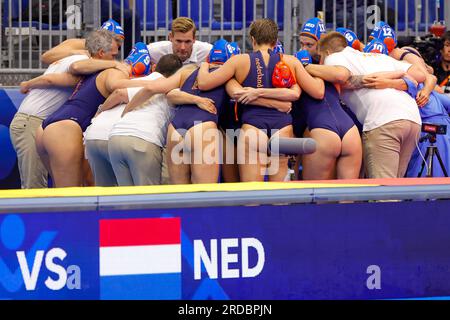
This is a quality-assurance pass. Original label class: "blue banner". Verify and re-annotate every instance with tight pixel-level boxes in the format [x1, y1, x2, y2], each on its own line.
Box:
[0, 212, 99, 299]
[0, 88, 24, 189]
[2, 200, 450, 299]
[100, 200, 450, 300]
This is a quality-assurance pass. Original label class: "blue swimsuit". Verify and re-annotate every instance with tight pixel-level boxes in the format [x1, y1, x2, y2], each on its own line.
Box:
[240, 51, 292, 137]
[42, 72, 106, 132]
[292, 81, 355, 139]
[171, 68, 228, 134]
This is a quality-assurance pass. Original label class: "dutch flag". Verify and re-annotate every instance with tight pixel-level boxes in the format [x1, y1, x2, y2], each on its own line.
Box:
[99, 217, 181, 300]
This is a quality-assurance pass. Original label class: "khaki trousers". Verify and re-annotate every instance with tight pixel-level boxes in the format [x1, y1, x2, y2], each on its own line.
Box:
[362, 119, 420, 178]
[9, 112, 48, 188]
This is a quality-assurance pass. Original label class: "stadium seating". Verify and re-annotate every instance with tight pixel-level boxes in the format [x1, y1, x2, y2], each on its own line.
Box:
[391, 0, 445, 32]
[2, 0, 67, 30]
[135, 0, 173, 30]
[318, 0, 444, 34]
[221, 0, 284, 30]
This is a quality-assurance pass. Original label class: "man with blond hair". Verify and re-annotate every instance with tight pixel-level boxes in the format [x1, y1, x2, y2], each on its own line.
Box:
[147, 17, 212, 66]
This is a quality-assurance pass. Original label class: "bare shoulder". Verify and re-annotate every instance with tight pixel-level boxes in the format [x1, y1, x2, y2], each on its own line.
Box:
[389, 47, 406, 60]
[224, 54, 249, 71]
[282, 54, 300, 68]
[180, 65, 198, 84]
[100, 67, 128, 80]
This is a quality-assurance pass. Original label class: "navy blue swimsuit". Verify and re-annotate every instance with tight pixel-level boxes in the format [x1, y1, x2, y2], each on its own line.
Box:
[171, 68, 228, 134]
[218, 100, 243, 132]
[42, 72, 106, 132]
[240, 51, 292, 137]
[292, 81, 355, 139]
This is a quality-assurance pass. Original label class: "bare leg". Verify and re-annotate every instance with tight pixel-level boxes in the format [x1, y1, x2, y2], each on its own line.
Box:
[267, 125, 293, 182]
[238, 124, 268, 182]
[302, 128, 341, 180]
[188, 121, 220, 184]
[42, 120, 84, 187]
[221, 129, 240, 183]
[82, 158, 95, 186]
[336, 126, 362, 179]
[167, 124, 190, 184]
[294, 155, 302, 180]
[35, 125, 52, 179]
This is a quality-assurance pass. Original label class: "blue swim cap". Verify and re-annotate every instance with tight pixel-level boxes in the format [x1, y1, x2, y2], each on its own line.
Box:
[273, 40, 285, 54]
[208, 39, 235, 64]
[336, 27, 361, 50]
[101, 19, 125, 39]
[124, 42, 152, 77]
[369, 22, 397, 53]
[300, 17, 326, 41]
[363, 38, 388, 55]
[229, 42, 241, 55]
[295, 50, 312, 65]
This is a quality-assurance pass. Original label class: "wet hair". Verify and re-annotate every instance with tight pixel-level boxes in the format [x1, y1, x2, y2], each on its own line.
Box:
[249, 18, 279, 47]
[155, 54, 183, 77]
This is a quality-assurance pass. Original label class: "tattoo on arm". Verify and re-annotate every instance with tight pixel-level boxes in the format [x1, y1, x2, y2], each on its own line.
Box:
[343, 75, 365, 90]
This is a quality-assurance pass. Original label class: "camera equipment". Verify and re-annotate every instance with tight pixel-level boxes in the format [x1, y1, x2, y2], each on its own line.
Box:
[417, 123, 448, 177]
[412, 34, 443, 67]
[421, 123, 447, 135]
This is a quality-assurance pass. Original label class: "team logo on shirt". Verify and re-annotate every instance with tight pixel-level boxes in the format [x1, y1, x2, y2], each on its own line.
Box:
[255, 58, 264, 88]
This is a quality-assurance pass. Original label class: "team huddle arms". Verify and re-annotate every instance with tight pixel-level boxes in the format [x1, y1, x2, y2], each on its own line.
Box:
[11, 16, 448, 188]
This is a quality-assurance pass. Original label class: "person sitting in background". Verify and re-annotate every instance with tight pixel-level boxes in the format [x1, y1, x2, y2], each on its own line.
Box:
[362, 49, 450, 178]
[432, 31, 450, 95]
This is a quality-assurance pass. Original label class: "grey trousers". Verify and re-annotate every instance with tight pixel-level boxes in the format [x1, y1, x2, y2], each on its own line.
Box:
[108, 135, 163, 186]
[85, 139, 118, 187]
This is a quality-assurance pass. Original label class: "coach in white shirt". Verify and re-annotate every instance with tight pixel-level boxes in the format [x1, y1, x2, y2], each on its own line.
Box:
[305, 31, 427, 179]
[9, 55, 90, 189]
[10, 30, 122, 188]
[147, 17, 212, 66]
[106, 54, 183, 186]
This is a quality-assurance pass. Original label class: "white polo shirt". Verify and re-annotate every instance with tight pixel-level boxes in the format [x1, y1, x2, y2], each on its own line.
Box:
[147, 40, 212, 66]
[18, 54, 89, 119]
[84, 105, 125, 141]
[324, 46, 421, 131]
[109, 72, 175, 148]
